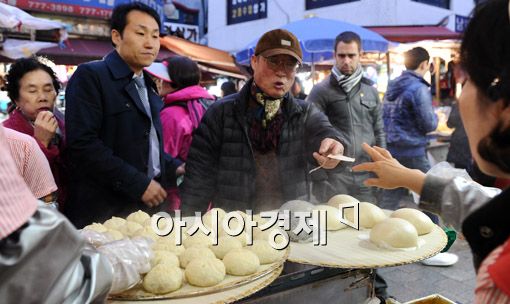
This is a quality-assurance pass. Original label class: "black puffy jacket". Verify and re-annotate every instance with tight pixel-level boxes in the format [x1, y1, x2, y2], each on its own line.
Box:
[180, 79, 344, 215]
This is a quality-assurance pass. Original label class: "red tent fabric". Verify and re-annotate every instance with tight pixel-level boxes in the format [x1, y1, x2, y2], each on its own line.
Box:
[366, 26, 461, 43]
[159, 35, 246, 79]
[36, 38, 173, 65]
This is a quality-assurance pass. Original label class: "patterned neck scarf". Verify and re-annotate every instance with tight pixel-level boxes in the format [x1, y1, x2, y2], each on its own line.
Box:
[248, 82, 285, 153]
[331, 64, 363, 93]
[251, 82, 284, 128]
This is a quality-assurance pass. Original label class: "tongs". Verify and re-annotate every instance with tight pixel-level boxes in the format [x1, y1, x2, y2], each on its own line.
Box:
[308, 154, 355, 174]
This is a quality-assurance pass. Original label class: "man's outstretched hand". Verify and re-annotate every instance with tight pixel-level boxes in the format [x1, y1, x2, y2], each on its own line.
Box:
[312, 138, 344, 169]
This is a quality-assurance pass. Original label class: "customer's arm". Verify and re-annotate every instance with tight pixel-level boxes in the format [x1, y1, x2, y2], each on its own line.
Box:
[353, 143, 500, 230]
[419, 174, 499, 230]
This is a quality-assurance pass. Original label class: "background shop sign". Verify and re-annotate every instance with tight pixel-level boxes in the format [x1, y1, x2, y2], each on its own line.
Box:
[227, 0, 266, 25]
[305, 0, 360, 10]
[163, 22, 199, 42]
[0, 0, 163, 20]
[454, 15, 470, 33]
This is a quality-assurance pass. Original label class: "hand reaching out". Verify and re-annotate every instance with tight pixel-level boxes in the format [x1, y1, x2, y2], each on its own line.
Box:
[352, 143, 426, 193]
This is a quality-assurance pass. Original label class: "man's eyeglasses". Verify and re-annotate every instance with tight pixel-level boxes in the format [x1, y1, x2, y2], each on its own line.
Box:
[261, 56, 300, 73]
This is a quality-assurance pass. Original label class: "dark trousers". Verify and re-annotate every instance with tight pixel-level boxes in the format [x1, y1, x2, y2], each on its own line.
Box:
[378, 155, 431, 210]
[374, 270, 388, 299]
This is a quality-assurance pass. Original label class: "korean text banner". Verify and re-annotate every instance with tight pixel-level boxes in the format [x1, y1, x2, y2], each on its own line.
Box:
[227, 0, 267, 25]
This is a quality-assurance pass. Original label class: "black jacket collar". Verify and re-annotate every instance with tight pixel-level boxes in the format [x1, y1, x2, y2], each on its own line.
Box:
[104, 50, 158, 90]
[462, 188, 510, 271]
[105, 50, 133, 80]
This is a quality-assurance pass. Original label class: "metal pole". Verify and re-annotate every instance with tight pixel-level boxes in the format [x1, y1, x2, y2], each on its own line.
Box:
[386, 52, 391, 83]
[311, 53, 315, 85]
[435, 57, 441, 106]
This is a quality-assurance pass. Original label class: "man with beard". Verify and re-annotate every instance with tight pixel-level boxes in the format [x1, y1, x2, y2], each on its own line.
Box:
[307, 31, 388, 302]
[308, 31, 386, 203]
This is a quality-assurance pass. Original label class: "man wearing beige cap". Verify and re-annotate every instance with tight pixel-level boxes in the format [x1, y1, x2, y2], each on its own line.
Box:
[180, 29, 346, 214]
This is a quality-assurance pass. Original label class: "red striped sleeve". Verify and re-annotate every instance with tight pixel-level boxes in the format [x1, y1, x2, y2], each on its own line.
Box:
[0, 126, 38, 239]
[475, 239, 510, 304]
[4, 128, 58, 199]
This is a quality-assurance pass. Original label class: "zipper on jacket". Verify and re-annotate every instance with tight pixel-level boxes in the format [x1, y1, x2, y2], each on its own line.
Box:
[347, 87, 357, 163]
[190, 100, 201, 126]
[234, 108, 256, 175]
[278, 102, 312, 201]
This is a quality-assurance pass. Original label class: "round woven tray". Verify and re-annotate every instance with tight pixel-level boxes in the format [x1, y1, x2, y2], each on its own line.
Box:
[288, 224, 447, 268]
[109, 247, 288, 301]
[109, 264, 283, 304]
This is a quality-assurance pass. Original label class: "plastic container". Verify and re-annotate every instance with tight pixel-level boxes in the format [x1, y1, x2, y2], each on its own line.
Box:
[405, 294, 456, 304]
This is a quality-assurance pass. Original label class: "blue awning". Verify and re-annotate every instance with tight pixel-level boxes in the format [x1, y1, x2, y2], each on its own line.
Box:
[235, 17, 389, 65]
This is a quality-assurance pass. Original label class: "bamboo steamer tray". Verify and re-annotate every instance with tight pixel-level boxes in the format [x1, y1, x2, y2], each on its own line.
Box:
[109, 247, 288, 301]
[288, 224, 447, 268]
[109, 264, 283, 304]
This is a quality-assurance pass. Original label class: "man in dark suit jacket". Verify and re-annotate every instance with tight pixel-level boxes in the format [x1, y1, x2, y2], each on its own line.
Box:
[64, 3, 182, 228]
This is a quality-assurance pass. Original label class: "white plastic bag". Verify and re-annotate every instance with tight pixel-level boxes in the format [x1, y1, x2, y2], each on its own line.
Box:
[412, 161, 472, 204]
[79, 229, 115, 247]
[98, 238, 154, 294]
[427, 161, 472, 180]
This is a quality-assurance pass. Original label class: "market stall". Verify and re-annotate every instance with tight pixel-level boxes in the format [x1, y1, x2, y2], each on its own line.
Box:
[160, 35, 248, 80]
[234, 17, 389, 94]
[80, 205, 448, 304]
[0, 2, 64, 59]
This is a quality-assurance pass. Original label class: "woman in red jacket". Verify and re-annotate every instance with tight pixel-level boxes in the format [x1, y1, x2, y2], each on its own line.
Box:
[3, 57, 66, 208]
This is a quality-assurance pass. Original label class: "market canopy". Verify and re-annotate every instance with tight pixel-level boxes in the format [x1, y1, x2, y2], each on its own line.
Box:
[35, 38, 173, 65]
[366, 26, 461, 43]
[160, 35, 247, 79]
[235, 17, 389, 65]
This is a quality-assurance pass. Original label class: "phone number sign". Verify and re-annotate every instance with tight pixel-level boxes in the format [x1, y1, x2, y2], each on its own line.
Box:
[0, 0, 162, 19]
